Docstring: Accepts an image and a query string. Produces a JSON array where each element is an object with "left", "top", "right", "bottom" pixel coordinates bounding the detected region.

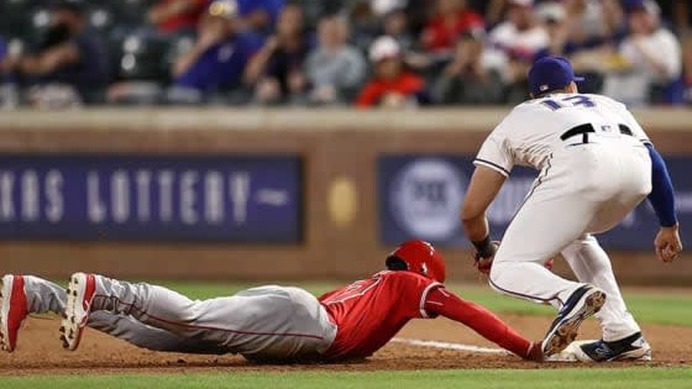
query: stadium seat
[
  {"left": 87, "top": 6, "right": 116, "bottom": 35},
  {"left": 117, "top": 34, "right": 169, "bottom": 82},
  {"left": 111, "top": 0, "right": 151, "bottom": 29},
  {"left": 25, "top": 6, "right": 54, "bottom": 47},
  {"left": 0, "top": 0, "right": 36, "bottom": 37}
]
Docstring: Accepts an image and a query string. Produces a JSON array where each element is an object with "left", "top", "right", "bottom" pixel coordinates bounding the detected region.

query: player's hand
[
  {"left": 654, "top": 225, "right": 682, "bottom": 263},
  {"left": 525, "top": 341, "right": 544, "bottom": 362},
  {"left": 473, "top": 241, "right": 500, "bottom": 275},
  {"left": 543, "top": 257, "right": 555, "bottom": 271}
]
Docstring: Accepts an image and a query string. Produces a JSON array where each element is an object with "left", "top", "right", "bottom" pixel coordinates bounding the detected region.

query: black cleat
[{"left": 574, "top": 332, "right": 652, "bottom": 362}]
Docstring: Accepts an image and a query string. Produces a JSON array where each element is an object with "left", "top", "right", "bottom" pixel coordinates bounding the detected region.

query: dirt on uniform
[{"left": 1, "top": 313, "right": 690, "bottom": 376}]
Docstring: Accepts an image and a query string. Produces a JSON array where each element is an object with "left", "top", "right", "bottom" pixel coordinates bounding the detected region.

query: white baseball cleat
[
  {"left": 60, "top": 273, "right": 96, "bottom": 351},
  {"left": 0, "top": 275, "right": 29, "bottom": 352},
  {"left": 542, "top": 284, "right": 606, "bottom": 356}
]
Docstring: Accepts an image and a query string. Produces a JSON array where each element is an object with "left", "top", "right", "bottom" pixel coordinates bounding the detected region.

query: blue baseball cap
[{"left": 528, "top": 56, "right": 584, "bottom": 96}]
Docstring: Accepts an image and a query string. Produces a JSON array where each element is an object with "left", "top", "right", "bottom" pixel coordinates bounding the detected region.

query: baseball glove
[{"left": 473, "top": 241, "right": 500, "bottom": 275}]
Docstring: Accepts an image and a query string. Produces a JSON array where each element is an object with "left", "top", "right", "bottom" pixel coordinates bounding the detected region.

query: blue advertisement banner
[
  {"left": 0, "top": 154, "right": 303, "bottom": 242},
  {"left": 379, "top": 154, "right": 691, "bottom": 250}
]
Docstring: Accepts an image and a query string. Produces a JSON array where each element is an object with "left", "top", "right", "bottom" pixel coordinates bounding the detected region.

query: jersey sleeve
[
  {"left": 423, "top": 287, "right": 534, "bottom": 358},
  {"left": 474, "top": 128, "right": 514, "bottom": 177},
  {"left": 418, "top": 281, "right": 444, "bottom": 318}
]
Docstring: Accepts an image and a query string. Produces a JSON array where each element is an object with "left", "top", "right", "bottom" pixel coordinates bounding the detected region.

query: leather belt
[{"left": 561, "top": 123, "right": 633, "bottom": 144}]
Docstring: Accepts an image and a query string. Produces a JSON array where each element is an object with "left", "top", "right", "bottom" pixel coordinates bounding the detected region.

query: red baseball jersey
[
  {"left": 355, "top": 72, "right": 425, "bottom": 108},
  {"left": 319, "top": 270, "right": 442, "bottom": 360}
]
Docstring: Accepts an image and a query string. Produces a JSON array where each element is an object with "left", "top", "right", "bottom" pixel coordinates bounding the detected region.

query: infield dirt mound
[{"left": 1, "top": 314, "right": 690, "bottom": 375}]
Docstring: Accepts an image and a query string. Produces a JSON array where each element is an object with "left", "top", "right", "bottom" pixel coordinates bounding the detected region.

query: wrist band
[{"left": 472, "top": 236, "right": 496, "bottom": 259}]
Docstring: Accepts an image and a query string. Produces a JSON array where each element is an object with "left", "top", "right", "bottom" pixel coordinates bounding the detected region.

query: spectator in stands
[
  {"left": 561, "top": 0, "right": 624, "bottom": 52},
  {"left": 533, "top": 0, "right": 624, "bottom": 94},
  {"left": 148, "top": 0, "right": 210, "bottom": 36},
  {"left": 371, "top": 0, "right": 408, "bottom": 18},
  {"left": 0, "top": 36, "right": 18, "bottom": 109},
  {"left": 558, "top": 0, "right": 624, "bottom": 94},
  {"left": 237, "top": 0, "right": 285, "bottom": 33},
  {"left": 171, "top": 0, "right": 263, "bottom": 101},
  {"left": 244, "top": 3, "right": 310, "bottom": 105},
  {"left": 536, "top": 1, "right": 568, "bottom": 56},
  {"left": 356, "top": 36, "right": 426, "bottom": 108},
  {"left": 383, "top": 8, "right": 415, "bottom": 53},
  {"left": 304, "top": 15, "right": 366, "bottom": 106},
  {"left": 654, "top": 0, "right": 691, "bottom": 34},
  {"left": 420, "top": 0, "right": 484, "bottom": 54},
  {"left": 0, "top": 37, "right": 8, "bottom": 75},
  {"left": 484, "top": 0, "right": 549, "bottom": 103},
  {"left": 483, "top": 0, "right": 509, "bottom": 28},
  {"left": 683, "top": 34, "right": 692, "bottom": 106},
  {"left": 3, "top": 1, "right": 109, "bottom": 107},
  {"left": 602, "top": 0, "right": 681, "bottom": 106},
  {"left": 433, "top": 30, "right": 504, "bottom": 105}
]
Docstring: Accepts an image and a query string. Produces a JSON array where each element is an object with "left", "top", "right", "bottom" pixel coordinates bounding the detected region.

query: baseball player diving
[
  {"left": 461, "top": 56, "right": 683, "bottom": 362},
  {"left": 0, "top": 241, "right": 544, "bottom": 362}
]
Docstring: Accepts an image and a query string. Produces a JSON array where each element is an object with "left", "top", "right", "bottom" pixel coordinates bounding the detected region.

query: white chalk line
[
  {"left": 392, "top": 337, "right": 577, "bottom": 362},
  {"left": 391, "top": 338, "right": 508, "bottom": 354}
]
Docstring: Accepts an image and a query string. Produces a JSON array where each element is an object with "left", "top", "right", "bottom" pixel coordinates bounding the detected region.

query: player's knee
[{"left": 488, "top": 260, "right": 509, "bottom": 290}]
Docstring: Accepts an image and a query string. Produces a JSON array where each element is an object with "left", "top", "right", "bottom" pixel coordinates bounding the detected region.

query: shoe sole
[
  {"left": 60, "top": 273, "right": 94, "bottom": 352},
  {"left": 0, "top": 275, "right": 14, "bottom": 352},
  {"left": 543, "top": 289, "right": 606, "bottom": 356},
  {"left": 607, "top": 345, "right": 652, "bottom": 362}
]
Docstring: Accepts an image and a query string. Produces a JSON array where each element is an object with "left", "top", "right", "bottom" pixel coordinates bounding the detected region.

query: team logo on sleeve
[{"left": 390, "top": 159, "right": 466, "bottom": 241}]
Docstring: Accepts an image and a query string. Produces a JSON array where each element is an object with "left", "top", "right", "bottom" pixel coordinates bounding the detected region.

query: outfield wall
[{"left": 0, "top": 108, "right": 690, "bottom": 284}]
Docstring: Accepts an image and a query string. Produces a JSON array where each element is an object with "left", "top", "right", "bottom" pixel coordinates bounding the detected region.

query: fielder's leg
[
  {"left": 489, "top": 188, "right": 596, "bottom": 308},
  {"left": 488, "top": 157, "right": 606, "bottom": 356},
  {"left": 561, "top": 235, "right": 641, "bottom": 341},
  {"left": 558, "top": 144, "right": 652, "bottom": 362}
]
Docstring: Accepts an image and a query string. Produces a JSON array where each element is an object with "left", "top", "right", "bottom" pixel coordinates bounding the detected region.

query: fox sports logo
[{"left": 391, "top": 159, "right": 465, "bottom": 241}]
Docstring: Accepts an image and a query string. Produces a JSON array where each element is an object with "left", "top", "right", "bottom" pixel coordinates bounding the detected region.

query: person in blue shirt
[
  {"left": 236, "top": 0, "right": 285, "bottom": 33},
  {"left": 0, "top": 38, "right": 7, "bottom": 69},
  {"left": 173, "top": 0, "right": 263, "bottom": 95}
]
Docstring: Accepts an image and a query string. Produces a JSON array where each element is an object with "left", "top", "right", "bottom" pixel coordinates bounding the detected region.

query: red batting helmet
[{"left": 385, "top": 240, "right": 447, "bottom": 283}]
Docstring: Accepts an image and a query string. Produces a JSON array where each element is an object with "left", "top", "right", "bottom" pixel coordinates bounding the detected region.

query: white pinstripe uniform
[{"left": 475, "top": 93, "right": 651, "bottom": 341}]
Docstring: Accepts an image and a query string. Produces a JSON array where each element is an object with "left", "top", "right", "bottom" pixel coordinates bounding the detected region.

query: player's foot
[
  {"left": 0, "top": 275, "right": 29, "bottom": 352},
  {"left": 542, "top": 285, "right": 606, "bottom": 356},
  {"left": 60, "top": 272, "right": 96, "bottom": 351},
  {"left": 573, "top": 332, "right": 652, "bottom": 362}
]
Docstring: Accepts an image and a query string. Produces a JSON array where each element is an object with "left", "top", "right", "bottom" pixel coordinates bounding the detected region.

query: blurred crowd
[{"left": 0, "top": 0, "right": 690, "bottom": 109}]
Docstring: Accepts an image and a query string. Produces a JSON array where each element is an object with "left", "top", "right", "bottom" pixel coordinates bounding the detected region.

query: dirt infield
[{"left": 1, "top": 314, "right": 690, "bottom": 376}]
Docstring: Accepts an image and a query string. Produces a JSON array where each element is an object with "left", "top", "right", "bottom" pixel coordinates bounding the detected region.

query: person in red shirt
[
  {"left": 148, "top": 0, "right": 210, "bottom": 35},
  {"left": 1, "top": 241, "right": 543, "bottom": 362},
  {"left": 421, "top": 0, "right": 485, "bottom": 53},
  {"left": 356, "top": 36, "right": 427, "bottom": 108}
]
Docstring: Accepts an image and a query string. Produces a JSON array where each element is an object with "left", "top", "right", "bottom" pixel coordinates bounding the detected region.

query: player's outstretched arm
[
  {"left": 646, "top": 144, "right": 683, "bottom": 262},
  {"left": 423, "top": 286, "right": 542, "bottom": 361},
  {"left": 461, "top": 166, "right": 506, "bottom": 267}
]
